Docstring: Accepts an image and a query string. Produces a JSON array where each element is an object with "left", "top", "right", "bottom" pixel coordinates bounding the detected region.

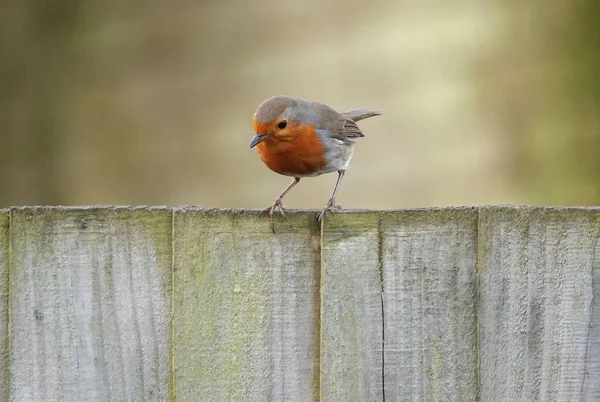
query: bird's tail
[{"left": 342, "top": 109, "right": 381, "bottom": 122}]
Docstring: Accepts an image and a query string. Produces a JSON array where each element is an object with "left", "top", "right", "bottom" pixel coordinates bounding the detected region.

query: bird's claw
[
  {"left": 317, "top": 199, "right": 342, "bottom": 223},
  {"left": 261, "top": 198, "right": 286, "bottom": 233}
]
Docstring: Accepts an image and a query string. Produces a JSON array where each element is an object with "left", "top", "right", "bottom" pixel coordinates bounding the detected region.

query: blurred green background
[{"left": 1, "top": 0, "right": 598, "bottom": 209}]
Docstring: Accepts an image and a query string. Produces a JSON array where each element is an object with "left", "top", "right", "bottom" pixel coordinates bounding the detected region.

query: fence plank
[
  {"left": 479, "top": 206, "right": 600, "bottom": 401},
  {"left": 173, "top": 209, "right": 320, "bottom": 401},
  {"left": 321, "top": 212, "right": 384, "bottom": 401},
  {"left": 0, "top": 210, "right": 8, "bottom": 402},
  {"left": 382, "top": 209, "right": 478, "bottom": 401},
  {"left": 9, "top": 207, "right": 172, "bottom": 402}
]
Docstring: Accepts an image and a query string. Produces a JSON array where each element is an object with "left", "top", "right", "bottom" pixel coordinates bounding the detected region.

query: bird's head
[{"left": 250, "top": 96, "right": 303, "bottom": 148}]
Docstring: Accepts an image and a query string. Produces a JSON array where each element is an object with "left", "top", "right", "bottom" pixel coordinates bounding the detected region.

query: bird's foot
[
  {"left": 317, "top": 198, "right": 342, "bottom": 223},
  {"left": 261, "top": 198, "right": 286, "bottom": 233}
]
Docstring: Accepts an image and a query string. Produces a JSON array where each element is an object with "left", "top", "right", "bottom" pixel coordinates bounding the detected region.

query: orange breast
[{"left": 255, "top": 124, "right": 326, "bottom": 177}]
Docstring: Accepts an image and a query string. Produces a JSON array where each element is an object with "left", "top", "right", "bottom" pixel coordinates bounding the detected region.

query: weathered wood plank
[
  {"left": 382, "top": 209, "right": 478, "bottom": 401},
  {"left": 9, "top": 207, "right": 172, "bottom": 402},
  {"left": 173, "top": 208, "right": 320, "bottom": 401},
  {"left": 321, "top": 212, "right": 384, "bottom": 401},
  {"left": 0, "top": 210, "right": 9, "bottom": 402},
  {"left": 584, "top": 220, "right": 600, "bottom": 401},
  {"left": 479, "top": 206, "right": 600, "bottom": 401}
]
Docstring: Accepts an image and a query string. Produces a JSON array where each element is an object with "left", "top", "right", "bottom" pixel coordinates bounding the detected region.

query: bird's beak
[{"left": 249, "top": 133, "right": 270, "bottom": 148}]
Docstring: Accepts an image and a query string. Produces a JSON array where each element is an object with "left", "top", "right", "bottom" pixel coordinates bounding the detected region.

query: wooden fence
[{"left": 0, "top": 206, "right": 598, "bottom": 401}]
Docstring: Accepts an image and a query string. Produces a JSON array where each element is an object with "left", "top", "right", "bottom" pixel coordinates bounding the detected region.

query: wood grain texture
[
  {"left": 320, "top": 212, "right": 384, "bottom": 401},
  {"left": 173, "top": 208, "right": 320, "bottom": 401},
  {"left": 479, "top": 206, "right": 600, "bottom": 401},
  {"left": 9, "top": 207, "right": 172, "bottom": 402},
  {"left": 382, "top": 209, "right": 478, "bottom": 402},
  {"left": 0, "top": 210, "right": 8, "bottom": 402},
  {"left": 3, "top": 206, "right": 600, "bottom": 401}
]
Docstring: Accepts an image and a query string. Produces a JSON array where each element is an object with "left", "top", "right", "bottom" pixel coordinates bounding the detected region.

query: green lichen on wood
[
  {"left": 0, "top": 209, "right": 9, "bottom": 402},
  {"left": 321, "top": 211, "right": 380, "bottom": 239},
  {"left": 173, "top": 208, "right": 320, "bottom": 401},
  {"left": 380, "top": 206, "right": 478, "bottom": 227}
]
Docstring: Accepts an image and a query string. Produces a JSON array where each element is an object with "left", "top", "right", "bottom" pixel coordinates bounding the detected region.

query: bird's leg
[
  {"left": 317, "top": 170, "right": 345, "bottom": 223},
  {"left": 261, "top": 177, "right": 300, "bottom": 232}
]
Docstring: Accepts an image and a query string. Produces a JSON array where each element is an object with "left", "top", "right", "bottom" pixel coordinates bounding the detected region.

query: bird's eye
[{"left": 278, "top": 120, "right": 287, "bottom": 129}]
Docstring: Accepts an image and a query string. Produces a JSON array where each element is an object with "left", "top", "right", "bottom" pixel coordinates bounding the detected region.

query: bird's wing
[
  {"left": 316, "top": 105, "right": 380, "bottom": 141},
  {"left": 336, "top": 118, "right": 365, "bottom": 139},
  {"left": 317, "top": 105, "right": 372, "bottom": 141}
]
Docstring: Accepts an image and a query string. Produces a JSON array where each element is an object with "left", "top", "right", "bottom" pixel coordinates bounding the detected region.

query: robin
[{"left": 249, "top": 95, "right": 380, "bottom": 232}]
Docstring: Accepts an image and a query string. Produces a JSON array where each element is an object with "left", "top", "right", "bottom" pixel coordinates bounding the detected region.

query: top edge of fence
[{"left": 2, "top": 205, "right": 600, "bottom": 214}]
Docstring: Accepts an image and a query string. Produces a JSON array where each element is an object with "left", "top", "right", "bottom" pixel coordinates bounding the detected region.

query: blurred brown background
[{"left": 1, "top": 0, "right": 598, "bottom": 209}]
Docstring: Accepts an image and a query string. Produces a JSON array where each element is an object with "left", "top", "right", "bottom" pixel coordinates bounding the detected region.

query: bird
[{"left": 249, "top": 95, "right": 380, "bottom": 232}]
